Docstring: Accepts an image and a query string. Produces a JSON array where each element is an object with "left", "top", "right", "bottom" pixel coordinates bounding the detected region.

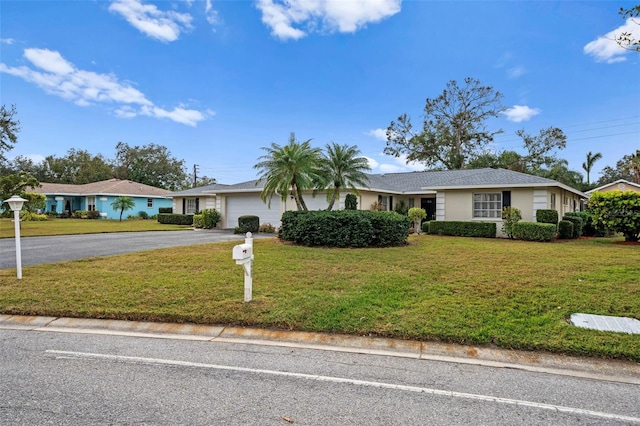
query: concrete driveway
[{"left": 0, "top": 230, "right": 272, "bottom": 269}]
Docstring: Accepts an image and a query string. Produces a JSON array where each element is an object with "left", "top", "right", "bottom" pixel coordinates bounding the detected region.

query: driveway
[{"left": 0, "top": 230, "right": 271, "bottom": 269}]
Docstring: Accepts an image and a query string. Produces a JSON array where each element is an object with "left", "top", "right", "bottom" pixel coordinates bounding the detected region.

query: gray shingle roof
[
  {"left": 170, "top": 168, "right": 585, "bottom": 197},
  {"left": 34, "top": 179, "right": 172, "bottom": 197}
]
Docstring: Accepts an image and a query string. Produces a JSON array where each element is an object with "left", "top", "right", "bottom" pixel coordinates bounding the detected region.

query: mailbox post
[{"left": 232, "top": 232, "right": 254, "bottom": 302}]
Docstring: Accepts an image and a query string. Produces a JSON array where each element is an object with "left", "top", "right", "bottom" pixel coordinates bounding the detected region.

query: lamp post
[{"left": 3, "top": 195, "right": 27, "bottom": 279}]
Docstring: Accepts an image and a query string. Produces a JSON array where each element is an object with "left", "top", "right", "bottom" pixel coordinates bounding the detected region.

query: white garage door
[{"left": 225, "top": 195, "right": 282, "bottom": 229}]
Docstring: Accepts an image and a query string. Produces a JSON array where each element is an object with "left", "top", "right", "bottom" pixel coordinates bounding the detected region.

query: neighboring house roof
[
  {"left": 585, "top": 179, "right": 640, "bottom": 195},
  {"left": 170, "top": 168, "right": 586, "bottom": 198},
  {"left": 33, "top": 179, "right": 172, "bottom": 198}
]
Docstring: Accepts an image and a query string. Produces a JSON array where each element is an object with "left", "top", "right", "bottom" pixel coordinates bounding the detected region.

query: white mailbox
[{"left": 232, "top": 243, "right": 253, "bottom": 262}]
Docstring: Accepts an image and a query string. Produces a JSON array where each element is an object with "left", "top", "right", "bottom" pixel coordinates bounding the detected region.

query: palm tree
[
  {"left": 254, "top": 133, "right": 323, "bottom": 211},
  {"left": 317, "top": 143, "right": 371, "bottom": 210},
  {"left": 629, "top": 149, "right": 640, "bottom": 184},
  {"left": 582, "top": 151, "right": 603, "bottom": 186},
  {"left": 111, "top": 196, "right": 135, "bottom": 222}
]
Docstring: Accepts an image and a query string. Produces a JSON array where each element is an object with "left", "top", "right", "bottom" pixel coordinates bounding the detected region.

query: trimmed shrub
[
  {"left": 193, "top": 214, "right": 204, "bottom": 228},
  {"left": 562, "top": 214, "right": 583, "bottom": 238},
  {"left": 201, "top": 208, "right": 221, "bottom": 229},
  {"left": 344, "top": 194, "right": 358, "bottom": 210},
  {"left": 511, "top": 222, "right": 556, "bottom": 242},
  {"left": 72, "top": 210, "right": 100, "bottom": 219},
  {"left": 501, "top": 206, "right": 522, "bottom": 239},
  {"left": 421, "top": 221, "right": 430, "bottom": 233},
  {"left": 565, "top": 211, "right": 603, "bottom": 237},
  {"left": 138, "top": 211, "right": 149, "bottom": 220},
  {"left": 427, "top": 221, "right": 496, "bottom": 238},
  {"left": 159, "top": 207, "right": 173, "bottom": 214},
  {"left": 158, "top": 213, "right": 193, "bottom": 225},
  {"left": 19, "top": 211, "right": 48, "bottom": 221},
  {"left": 536, "top": 209, "right": 558, "bottom": 225},
  {"left": 279, "top": 210, "right": 410, "bottom": 247},
  {"left": 236, "top": 215, "right": 259, "bottom": 234},
  {"left": 588, "top": 190, "right": 640, "bottom": 242},
  {"left": 557, "top": 220, "right": 574, "bottom": 239},
  {"left": 408, "top": 207, "right": 427, "bottom": 234}
]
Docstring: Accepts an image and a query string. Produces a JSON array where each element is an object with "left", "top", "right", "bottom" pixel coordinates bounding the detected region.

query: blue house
[{"left": 34, "top": 179, "right": 173, "bottom": 219}]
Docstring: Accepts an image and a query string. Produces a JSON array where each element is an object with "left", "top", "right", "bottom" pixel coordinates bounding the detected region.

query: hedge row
[
  {"left": 157, "top": 213, "right": 193, "bottom": 225},
  {"left": 427, "top": 221, "right": 496, "bottom": 238},
  {"left": 279, "top": 210, "right": 410, "bottom": 247},
  {"left": 511, "top": 222, "right": 557, "bottom": 241},
  {"left": 73, "top": 210, "right": 101, "bottom": 219}
]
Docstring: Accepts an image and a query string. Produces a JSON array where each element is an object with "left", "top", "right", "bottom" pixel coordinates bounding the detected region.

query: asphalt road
[
  {"left": 1, "top": 328, "right": 639, "bottom": 425},
  {"left": 0, "top": 230, "right": 270, "bottom": 269}
]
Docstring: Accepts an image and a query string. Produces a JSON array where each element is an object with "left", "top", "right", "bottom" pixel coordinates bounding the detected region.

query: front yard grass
[
  {"left": 0, "top": 235, "right": 638, "bottom": 360},
  {"left": 0, "top": 218, "right": 191, "bottom": 238}
]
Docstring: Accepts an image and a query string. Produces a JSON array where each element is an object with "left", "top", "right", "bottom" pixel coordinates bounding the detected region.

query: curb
[{"left": 1, "top": 314, "right": 639, "bottom": 384}]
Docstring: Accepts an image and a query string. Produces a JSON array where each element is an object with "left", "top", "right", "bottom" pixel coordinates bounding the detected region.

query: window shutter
[
  {"left": 195, "top": 198, "right": 200, "bottom": 212},
  {"left": 502, "top": 191, "right": 511, "bottom": 208},
  {"left": 182, "top": 199, "right": 186, "bottom": 214}
]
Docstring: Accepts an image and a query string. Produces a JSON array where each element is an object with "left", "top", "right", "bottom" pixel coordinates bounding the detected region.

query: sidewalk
[{"left": 1, "top": 314, "right": 639, "bottom": 385}]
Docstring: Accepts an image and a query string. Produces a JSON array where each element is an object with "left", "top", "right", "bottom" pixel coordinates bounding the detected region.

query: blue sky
[{"left": 1, "top": 0, "right": 638, "bottom": 185}]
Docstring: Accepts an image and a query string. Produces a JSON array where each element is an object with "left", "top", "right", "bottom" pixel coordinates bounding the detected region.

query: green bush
[
  {"left": 501, "top": 206, "right": 522, "bottom": 239},
  {"left": 201, "top": 209, "right": 221, "bottom": 229},
  {"left": 564, "top": 212, "right": 595, "bottom": 237},
  {"left": 394, "top": 200, "right": 409, "bottom": 215},
  {"left": 259, "top": 223, "right": 276, "bottom": 233},
  {"left": 158, "top": 207, "right": 173, "bottom": 214},
  {"left": 72, "top": 210, "right": 101, "bottom": 219},
  {"left": 511, "top": 222, "right": 556, "bottom": 242},
  {"left": 193, "top": 214, "right": 204, "bottom": 228},
  {"left": 19, "top": 211, "right": 48, "bottom": 221},
  {"left": 557, "top": 220, "right": 574, "bottom": 239},
  {"left": 138, "top": 211, "right": 149, "bottom": 220},
  {"left": 562, "top": 214, "right": 583, "bottom": 238},
  {"left": 588, "top": 191, "right": 640, "bottom": 242},
  {"left": 158, "top": 213, "right": 193, "bottom": 225},
  {"left": 536, "top": 209, "right": 558, "bottom": 225},
  {"left": 236, "top": 215, "right": 259, "bottom": 234},
  {"left": 421, "top": 221, "right": 430, "bottom": 233},
  {"left": 344, "top": 194, "right": 358, "bottom": 210},
  {"left": 279, "top": 210, "right": 410, "bottom": 247},
  {"left": 427, "top": 221, "right": 496, "bottom": 238}
]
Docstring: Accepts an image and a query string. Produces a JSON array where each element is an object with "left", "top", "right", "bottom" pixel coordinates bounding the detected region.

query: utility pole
[{"left": 193, "top": 164, "right": 199, "bottom": 188}]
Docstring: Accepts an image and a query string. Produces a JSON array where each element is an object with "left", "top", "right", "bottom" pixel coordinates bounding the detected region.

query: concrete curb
[{"left": 2, "top": 314, "right": 639, "bottom": 384}]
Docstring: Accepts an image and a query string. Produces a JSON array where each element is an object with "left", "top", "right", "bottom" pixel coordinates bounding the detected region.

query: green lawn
[
  {"left": 1, "top": 234, "right": 638, "bottom": 360},
  {"left": 0, "top": 218, "right": 191, "bottom": 238}
]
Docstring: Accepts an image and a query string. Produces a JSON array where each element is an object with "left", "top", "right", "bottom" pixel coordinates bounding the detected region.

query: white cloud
[
  {"left": 1, "top": 38, "right": 14, "bottom": 45},
  {"left": 256, "top": 0, "right": 402, "bottom": 40},
  {"left": 584, "top": 18, "right": 639, "bottom": 63},
  {"left": 369, "top": 154, "right": 423, "bottom": 174},
  {"left": 108, "top": 0, "right": 193, "bottom": 42},
  {"left": 367, "top": 128, "right": 387, "bottom": 141},
  {"left": 507, "top": 66, "right": 526, "bottom": 79},
  {"left": 0, "top": 48, "right": 209, "bottom": 126},
  {"left": 205, "top": 0, "right": 219, "bottom": 25},
  {"left": 502, "top": 105, "right": 540, "bottom": 123}
]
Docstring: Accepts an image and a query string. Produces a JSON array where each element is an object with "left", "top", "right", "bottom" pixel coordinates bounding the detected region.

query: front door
[{"left": 421, "top": 198, "right": 436, "bottom": 221}]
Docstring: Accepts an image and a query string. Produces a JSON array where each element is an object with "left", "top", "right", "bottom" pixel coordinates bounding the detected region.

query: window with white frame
[
  {"left": 473, "top": 192, "right": 502, "bottom": 218},
  {"left": 378, "top": 195, "right": 388, "bottom": 211},
  {"left": 186, "top": 198, "right": 197, "bottom": 214},
  {"left": 86, "top": 196, "right": 96, "bottom": 211},
  {"left": 550, "top": 193, "right": 556, "bottom": 210},
  {"left": 408, "top": 198, "right": 415, "bottom": 208},
  {"left": 147, "top": 198, "right": 153, "bottom": 208}
]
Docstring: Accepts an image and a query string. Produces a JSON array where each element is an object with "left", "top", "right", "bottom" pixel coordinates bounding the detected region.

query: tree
[
  {"left": 254, "top": 133, "right": 324, "bottom": 211},
  {"left": 537, "top": 159, "right": 584, "bottom": 189},
  {"left": 114, "top": 142, "right": 187, "bottom": 191},
  {"left": 111, "top": 196, "right": 135, "bottom": 222},
  {"left": 616, "top": 6, "right": 640, "bottom": 52},
  {"left": 0, "top": 105, "right": 20, "bottom": 165},
  {"left": 501, "top": 206, "right": 522, "bottom": 239},
  {"left": 582, "top": 151, "right": 603, "bottom": 186},
  {"left": 317, "top": 143, "right": 371, "bottom": 211},
  {"left": 595, "top": 151, "right": 640, "bottom": 186},
  {"left": 588, "top": 191, "right": 640, "bottom": 242},
  {"left": 0, "top": 172, "right": 39, "bottom": 215},
  {"left": 408, "top": 207, "right": 427, "bottom": 234},
  {"left": 385, "top": 77, "right": 504, "bottom": 170},
  {"left": 37, "top": 149, "right": 114, "bottom": 184},
  {"left": 515, "top": 127, "right": 567, "bottom": 173}
]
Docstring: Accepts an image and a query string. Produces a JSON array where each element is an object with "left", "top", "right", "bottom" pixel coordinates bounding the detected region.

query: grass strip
[{"left": 0, "top": 235, "right": 638, "bottom": 360}]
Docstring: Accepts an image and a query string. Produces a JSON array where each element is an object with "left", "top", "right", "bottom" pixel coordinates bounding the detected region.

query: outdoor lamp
[{"left": 3, "top": 195, "right": 27, "bottom": 279}]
